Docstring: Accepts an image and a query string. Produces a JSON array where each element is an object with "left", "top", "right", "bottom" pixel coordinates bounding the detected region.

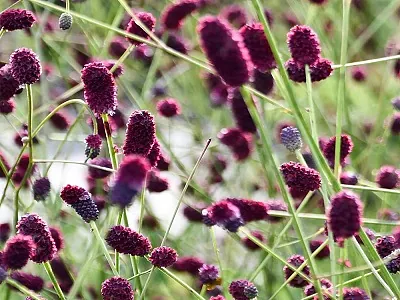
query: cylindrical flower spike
[
  {"left": 9, "top": 48, "right": 42, "bottom": 85},
  {"left": 280, "top": 161, "right": 321, "bottom": 192},
  {"left": 32, "top": 177, "right": 51, "bottom": 201},
  {"left": 85, "top": 134, "right": 102, "bottom": 159},
  {"left": 0, "top": 65, "right": 21, "bottom": 101},
  {"left": 161, "top": 0, "right": 198, "bottom": 30},
  {"left": 126, "top": 12, "right": 156, "bottom": 45},
  {"left": 149, "top": 246, "right": 178, "bottom": 268},
  {"left": 280, "top": 126, "right": 302, "bottom": 152},
  {"left": 105, "top": 225, "right": 152, "bottom": 256},
  {"left": 101, "top": 277, "right": 134, "bottom": 300},
  {"left": 0, "top": 9, "right": 36, "bottom": 31},
  {"left": 2, "top": 235, "right": 35, "bottom": 270},
  {"left": 287, "top": 25, "right": 321, "bottom": 65}
]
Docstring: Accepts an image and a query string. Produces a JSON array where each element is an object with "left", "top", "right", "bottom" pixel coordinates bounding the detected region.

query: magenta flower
[
  {"left": 287, "top": 25, "right": 321, "bottom": 65},
  {"left": 101, "top": 277, "right": 134, "bottom": 300},
  {"left": 126, "top": 12, "right": 156, "bottom": 45},
  {"left": 322, "top": 134, "right": 353, "bottom": 168},
  {"left": 157, "top": 98, "right": 181, "bottom": 117},
  {"left": 376, "top": 166, "right": 399, "bottom": 189},
  {"left": 106, "top": 225, "right": 152, "bottom": 256},
  {"left": 0, "top": 65, "right": 21, "bottom": 101},
  {"left": 161, "top": 0, "right": 198, "bottom": 30},
  {"left": 2, "top": 235, "right": 35, "bottom": 270},
  {"left": 283, "top": 254, "right": 310, "bottom": 288},
  {"left": 280, "top": 161, "right": 321, "bottom": 192},
  {"left": 9, "top": 48, "right": 42, "bottom": 85},
  {"left": 172, "top": 256, "right": 204, "bottom": 275},
  {"left": 228, "top": 88, "right": 256, "bottom": 133},
  {"left": 0, "top": 9, "right": 36, "bottom": 31},
  {"left": 149, "top": 246, "right": 178, "bottom": 268}
]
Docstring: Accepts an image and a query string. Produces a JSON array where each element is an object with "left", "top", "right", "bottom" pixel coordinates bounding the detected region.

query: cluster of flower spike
[{"left": 285, "top": 25, "right": 333, "bottom": 82}]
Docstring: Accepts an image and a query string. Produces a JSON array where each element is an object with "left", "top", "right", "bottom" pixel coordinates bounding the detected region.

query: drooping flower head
[
  {"left": 123, "top": 110, "right": 156, "bottom": 156},
  {"left": 157, "top": 98, "right": 181, "bottom": 117},
  {"left": 198, "top": 16, "right": 252, "bottom": 87},
  {"left": 9, "top": 48, "right": 42, "bottom": 85},
  {"left": 149, "top": 246, "right": 178, "bottom": 268},
  {"left": 322, "top": 134, "right": 353, "bottom": 168},
  {"left": 228, "top": 88, "right": 256, "bottom": 133},
  {"left": 101, "top": 277, "right": 134, "bottom": 300},
  {"left": 106, "top": 225, "right": 152, "bottom": 256},
  {"left": 252, "top": 69, "right": 274, "bottom": 95},
  {"left": 10, "top": 271, "right": 44, "bottom": 292},
  {"left": 328, "top": 190, "right": 363, "bottom": 241},
  {"left": 309, "top": 239, "right": 330, "bottom": 259},
  {"left": 283, "top": 254, "right": 310, "bottom": 288},
  {"left": 287, "top": 25, "right": 321, "bottom": 65},
  {"left": 126, "top": 12, "right": 156, "bottom": 45},
  {"left": 81, "top": 62, "right": 117, "bottom": 117},
  {"left": 280, "top": 161, "right": 321, "bottom": 192},
  {"left": 110, "top": 155, "right": 150, "bottom": 207},
  {"left": 2, "top": 235, "right": 35, "bottom": 270},
  {"left": 239, "top": 22, "right": 276, "bottom": 71},
  {"left": 161, "top": 0, "right": 198, "bottom": 30},
  {"left": 32, "top": 177, "right": 51, "bottom": 201},
  {"left": 0, "top": 9, "right": 36, "bottom": 31},
  {"left": 0, "top": 65, "right": 21, "bottom": 101}
]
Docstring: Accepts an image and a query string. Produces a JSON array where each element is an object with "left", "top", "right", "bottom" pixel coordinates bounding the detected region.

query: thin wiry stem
[{"left": 43, "top": 261, "right": 67, "bottom": 300}]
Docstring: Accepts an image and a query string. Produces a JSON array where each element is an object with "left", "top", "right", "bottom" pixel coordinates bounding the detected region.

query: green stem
[
  {"left": 5, "top": 278, "right": 43, "bottom": 300},
  {"left": 43, "top": 261, "right": 66, "bottom": 300},
  {"left": 305, "top": 65, "right": 317, "bottom": 140},
  {"left": 101, "top": 114, "right": 118, "bottom": 170},
  {"left": 89, "top": 221, "right": 119, "bottom": 276},
  {"left": 126, "top": 269, "right": 152, "bottom": 281},
  {"left": 333, "top": 54, "right": 400, "bottom": 69}
]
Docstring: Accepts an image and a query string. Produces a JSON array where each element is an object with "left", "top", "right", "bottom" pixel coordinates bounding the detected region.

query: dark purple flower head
[
  {"left": 88, "top": 158, "right": 112, "bottom": 179},
  {"left": 199, "top": 264, "right": 220, "bottom": 285},
  {"left": 252, "top": 69, "right": 274, "bottom": 95},
  {"left": 309, "top": 0, "right": 328, "bottom": 4},
  {"left": 228, "top": 88, "right": 256, "bottom": 133},
  {"left": 207, "top": 200, "right": 243, "bottom": 232},
  {"left": 50, "top": 256, "right": 72, "bottom": 289},
  {"left": 166, "top": 32, "right": 190, "bottom": 54},
  {"left": 287, "top": 25, "right": 321, "bottom": 65},
  {"left": 32, "top": 177, "right": 51, "bottom": 201},
  {"left": 283, "top": 254, "right": 310, "bottom": 288},
  {"left": 147, "top": 139, "right": 161, "bottom": 168},
  {"left": 343, "top": 287, "right": 369, "bottom": 300},
  {"left": 106, "top": 225, "right": 152, "bottom": 256},
  {"left": 242, "top": 230, "right": 265, "bottom": 250},
  {"left": 172, "top": 256, "right": 205, "bottom": 275},
  {"left": 376, "top": 165, "right": 399, "bottom": 189},
  {"left": 239, "top": 22, "right": 276, "bottom": 71},
  {"left": 110, "top": 155, "right": 150, "bottom": 207},
  {"left": 0, "top": 267, "right": 6, "bottom": 284},
  {"left": 0, "top": 98, "right": 15, "bottom": 114},
  {"left": 304, "top": 278, "right": 332, "bottom": 297},
  {"left": 220, "top": 5, "right": 247, "bottom": 28},
  {"left": 229, "top": 279, "right": 256, "bottom": 300},
  {"left": 198, "top": 16, "right": 252, "bottom": 87},
  {"left": 85, "top": 134, "right": 102, "bottom": 159},
  {"left": 391, "top": 112, "right": 400, "bottom": 135},
  {"left": 3, "top": 234, "right": 35, "bottom": 270},
  {"left": 0, "top": 223, "right": 10, "bottom": 242},
  {"left": 0, "top": 9, "right": 36, "bottom": 31},
  {"left": 101, "top": 277, "right": 134, "bottom": 300},
  {"left": 134, "top": 45, "right": 154, "bottom": 65},
  {"left": 183, "top": 203, "right": 207, "bottom": 222},
  {"left": 10, "top": 271, "right": 44, "bottom": 292},
  {"left": 375, "top": 235, "right": 396, "bottom": 258},
  {"left": 280, "top": 126, "right": 302, "bottom": 152},
  {"left": 123, "top": 110, "right": 156, "bottom": 157},
  {"left": 49, "top": 227, "right": 64, "bottom": 252},
  {"left": 161, "top": 0, "right": 198, "bottom": 30},
  {"left": 70, "top": 196, "right": 99, "bottom": 223},
  {"left": 310, "top": 58, "right": 333, "bottom": 82},
  {"left": 147, "top": 171, "right": 169, "bottom": 193},
  {"left": 386, "top": 253, "right": 400, "bottom": 274},
  {"left": 340, "top": 171, "right": 358, "bottom": 185},
  {"left": 285, "top": 58, "right": 306, "bottom": 82},
  {"left": 157, "top": 98, "right": 181, "bottom": 118},
  {"left": 309, "top": 239, "right": 330, "bottom": 259},
  {"left": 126, "top": 12, "right": 156, "bottom": 45},
  {"left": 109, "top": 36, "right": 129, "bottom": 58},
  {"left": 280, "top": 161, "right": 321, "bottom": 192},
  {"left": 226, "top": 198, "right": 269, "bottom": 222},
  {"left": 60, "top": 184, "right": 90, "bottom": 205},
  {"left": 157, "top": 151, "right": 170, "bottom": 171},
  {"left": 328, "top": 190, "right": 363, "bottom": 241},
  {"left": 265, "top": 200, "right": 288, "bottom": 223},
  {"left": 0, "top": 65, "right": 21, "bottom": 101},
  {"left": 81, "top": 62, "right": 117, "bottom": 117},
  {"left": 218, "top": 128, "right": 253, "bottom": 161},
  {"left": 149, "top": 246, "right": 178, "bottom": 268},
  {"left": 322, "top": 134, "right": 353, "bottom": 168},
  {"left": 351, "top": 66, "right": 367, "bottom": 82},
  {"left": 50, "top": 110, "right": 70, "bottom": 130},
  {"left": 9, "top": 48, "right": 42, "bottom": 85},
  {"left": 91, "top": 59, "right": 124, "bottom": 78}
]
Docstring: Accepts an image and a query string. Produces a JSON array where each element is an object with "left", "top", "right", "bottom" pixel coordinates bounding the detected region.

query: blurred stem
[
  {"left": 333, "top": 54, "right": 400, "bottom": 69},
  {"left": 210, "top": 227, "right": 224, "bottom": 290},
  {"left": 338, "top": 244, "right": 346, "bottom": 299},
  {"left": 89, "top": 221, "right": 119, "bottom": 276},
  {"left": 305, "top": 65, "right": 317, "bottom": 141},
  {"left": 138, "top": 185, "right": 146, "bottom": 233},
  {"left": 127, "top": 269, "right": 152, "bottom": 281},
  {"left": 333, "top": 0, "right": 350, "bottom": 179},
  {"left": 0, "top": 28, "right": 5, "bottom": 40},
  {"left": 43, "top": 261, "right": 66, "bottom": 300},
  {"left": 5, "top": 278, "right": 42, "bottom": 300}
]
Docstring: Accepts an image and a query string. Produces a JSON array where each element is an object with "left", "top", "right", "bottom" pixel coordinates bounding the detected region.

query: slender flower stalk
[{"left": 43, "top": 261, "right": 66, "bottom": 300}]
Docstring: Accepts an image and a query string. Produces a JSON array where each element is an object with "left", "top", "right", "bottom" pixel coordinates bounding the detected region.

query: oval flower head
[
  {"left": 110, "top": 155, "right": 150, "bottom": 208},
  {"left": 0, "top": 9, "right": 36, "bottom": 31}
]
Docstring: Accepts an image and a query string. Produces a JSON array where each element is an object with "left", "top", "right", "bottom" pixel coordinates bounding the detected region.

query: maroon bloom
[
  {"left": 252, "top": 69, "right": 274, "bottom": 95},
  {"left": 126, "top": 12, "right": 156, "bottom": 45},
  {"left": 199, "top": 264, "right": 220, "bottom": 285},
  {"left": 0, "top": 65, "right": 21, "bottom": 101},
  {"left": 285, "top": 58, "right": 306, "bottom": 82},
  {"left": 391, "top": 113, "right": 400, "bottom": 135},
  {"left": 283, "top": 254, "right": 310, "bottom": 288},
  {"left": 229, "top": 279, "right": 257, "bottom": 300},
  {"left": 242, "top": 231, "right": 265, "bottom": 250},
  {"left": 0, "top": 98, "right": 15, "bottom": 114},
  {"left": 147, "top": 139, "right": 161, "bottom": 168},
  {"left": 239, "top": 23, "right": 276, "bottom": 71},
  {"left": 322, "top": 134, "right": 353, "bottom": 168},
  {"left": 0, "top": 9, "right": 36, "bottom": 31},
  {"left": 376, "top": 166, "right": 399, "bottom": 189},
  {"left": 32, "top": 177, "right": 51, "bottom": 201},
  {"left": 157, "top": 98, "right": 181, "bottom": 117},
  {"left": 149, "top": 246, "right": 178, "bottom": 268},
  {"left": 183, "top": 203, "right": 207, "bottom": 222},
  {"left": 220, "top": 5, "right": 247, "bottom": 29},
  {"left": 123, "top": 110, "right": 156, "bottom": 156},
  {"left": 16, "top": 213, "right": 57, "bottom": 263},
  {"left": 10, "top": 271, "right": 44, "bottom": 292},
  {"left": 375, "top": 236, "right": 396, "bottom": 258},
  {"left": 85, "top": 134, "right": 102, "bottom": 159},
  {"left": 226, "top": 198, "right": 268, "bottom": 222},
  {"left": 166, "top": 32, "right": 190, "bottom": 54},
  {"left": 218, "top": 128, "right": 253, "bottom": 161},
  {"left": 280, "top": 161, "right": 321, "bottom": 192},
  {"left": 343, "top": 287, "right": 369, "bottom": 299},
  {"left": 265, "top": 200, "right": 288, "bottom": 223},
  {"left": 9, "top": 48, "right": 42, "bottom": 85},
  {"left": 287, "top": 25, "right": 321, "bottom": 65},
  {"left": 351, "top": 66, "right": 367, "bottom": 82},
  {"left": 340, "top": 172, "right": 358, "bottom": 185},
  {"left": 50, "top": 110, "right": 70, "bottom": 130},
  {"left": 304, "top": 278, "right": 332, "bottom": 297},
  {"left": 172, "top": 256, "right": 205, "bottom": 275},
  {"left": 49, "top": 227, "right": 64, "bottom": 252},
  {"left": 198, "top": 16, "right": 252, "bottom": 87},
  {"left": 206, "top": 200, "right": 244, "bottom": 232},
  {"left": 210, "top": 296, "right": 226, "bottom": 300},
  {"left": 309, "top": 239, "right": 330, "bottom": 259},
  {"left": 81, "top": 62, "right": 117, "bottom": 117},
  {"left": 328, "top": 190, "right": 363, "bottom": 241},
  {"left": 157, "top": 151, "right": 170, "bottom": 171},
  {"left": 109, "top": 36, "right": 129, "bottom": 58},
  {"left": 60, "top": 184, "right": 90, "bottom": 205},
  {"left": 228, "top": 88, "right": 256, "bottom": 133},
  {"left": 110, "top": 155, "right": 150, "bottom": 207},
  {"left": 101, "top": 277, "right": 134, "bottom": 300},
  {"left": 88, "top": 158, "right": 112, "bottom": 179},
  {"left": 310, "top": 58, "right": 333, "bottom": 82},
  {"left": 2, "top": 235, "right": 35, "bottom": 270},
  {"left": 161, "top": 0, "right": 198, "bottom": 30},
  {"left": 309, "top": 0, "right": 328, "bottom": 4},
  {"left": 0, "top": 223, "right": 10, "bottom": 242},
  {"left": 106, "top": 225, "right": 152, "bottom": 256},
  {"left": 146, "top": 171, "right": 169, "bottom": 193}
]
